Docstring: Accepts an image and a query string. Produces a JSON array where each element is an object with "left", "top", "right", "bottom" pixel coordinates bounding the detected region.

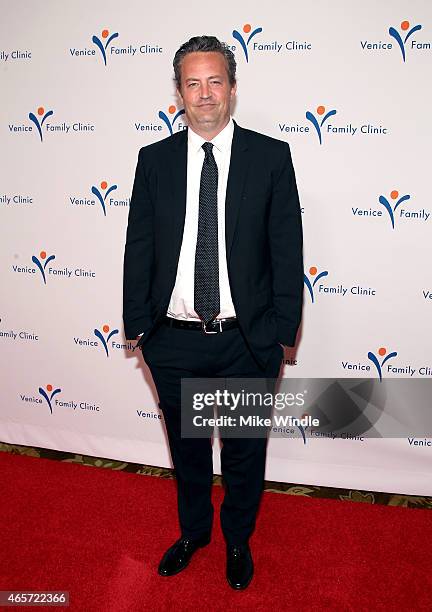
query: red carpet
[{"left": 0, "top": 452, "right": 431, "bottom": 611}]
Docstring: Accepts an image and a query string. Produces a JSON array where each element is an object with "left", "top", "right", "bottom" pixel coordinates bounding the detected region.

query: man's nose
[{"left": 200, "top": 83, "right": 210, "bottom": 98}]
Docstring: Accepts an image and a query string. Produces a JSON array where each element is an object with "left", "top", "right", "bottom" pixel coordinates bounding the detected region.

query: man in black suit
[{"left": 123, "top": 35, "right": 303, "bottom": 590}]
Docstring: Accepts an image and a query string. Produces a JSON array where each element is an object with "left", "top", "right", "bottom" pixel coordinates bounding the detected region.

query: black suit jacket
[{"left": 123, "top": 121, "right": 303, "bottom": 367}]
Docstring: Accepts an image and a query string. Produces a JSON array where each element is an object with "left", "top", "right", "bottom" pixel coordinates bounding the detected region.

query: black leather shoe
[
  {"left": 226, "top": 543, "right": 254, "bottom": 589},
  {"left": 158, "top": 535, "right": 211, "bottom": 576}
]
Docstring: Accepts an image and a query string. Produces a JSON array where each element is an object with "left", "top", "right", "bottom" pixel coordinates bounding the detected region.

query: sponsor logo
[
  {"left": 134, "top": 105, "right": 186, "bottom": 135},
  {"left": 352, "top": 190, "right": 429, "bottom": 227},
  {"left": 12, "top": 250, "right": 96, "bottom": 284},
  {"left": 32, "top": 250, "right": 55, "bottom": 285},
  {"left": 232, "top": 23, "right": 263, "bottom": 62},
  {"left": 92, "top": 181, "right": 117, "bottom": 216},
  {"left": 408, "top": 437, "right": 432, "bottom": 447},
  {"left": 360, "top": 20, "right": 428, "bottom": 62},
  {"left": 92, "top": 28, "right": 119, "bottom": 65},
  {"left": 29, "top": 107, "right": 54, "bottom": 142},
  {"left": 278, "top": 105, "right": 388, "bottom": 143},
  {"left": 308, "top": 430, "right": 365, "bottom": 443},
  {"left": 378, "top": 190, "right": 412, "bottom": 228},
  {"left": 69, "top": 181, "right": 129, "bottom": 214},
  {"left": 342, "top": 348, "right": 432, "bottom": 379},
  {"left": 0, "top": 50, "right": 32, "bottom": 62},
  {"left": 289, "top": 420, "right": 365, "bottom": 445},
  {"left": 74, "top": 324, "right": 135, "bottom": 354},
  {"left": 297, "top": 415, "right": 309, "bottom": 445},
  {"left": 232, "top": 23, "right": 312, "bottom": 62},
  {"left": 306, "top": 105, "right": 337, "bottom": 145},
  {"left": 158, "top": 105, "right": 186, "bottom": 135},
  {"left": 69, "top": 29, "right": 163, "bottom": 64},
  {"left": 304, "top": 266, "right": 329, "bottom": 303},
  {"left": 38, "top": 384, "right": 62, "bottom": 414},
  {"left": 94, "top": 324, "right": 119, "bottom": 356},
  {"left": 367, "top": 347, "right": 398, "bottom": 382},
  {"left": 20, "top": 384, "right": 102, "bottom": 415},
  {"left": 389, "top": 20, "right": 423, "bottom": 61},
  {"left": 273, "top": 415, "right": 365, "bottom": 445},
  {"left": 0, "top": 318, "right": 39, "bottom": 342},
  {"left": 8, "top": 107, "right": 95, "bottom": 140},
  {"left": 304, "top": 266, "right": 376, "bottom": 303},
  {"left": 136, "top": 410, "right": 162, "bottom": 420},
  {"left": 0, "top": 193, "right": 33, "bottom": 206}
]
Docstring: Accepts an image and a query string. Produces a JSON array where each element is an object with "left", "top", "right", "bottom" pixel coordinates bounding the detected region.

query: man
[{"left": 123, "top": 35, "right": 303, "bottom": 590}]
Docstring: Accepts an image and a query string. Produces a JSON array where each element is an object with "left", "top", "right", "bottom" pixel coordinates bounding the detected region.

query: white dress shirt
[{"left": 167, "top": 118, "right": 236, "bottom": 321}]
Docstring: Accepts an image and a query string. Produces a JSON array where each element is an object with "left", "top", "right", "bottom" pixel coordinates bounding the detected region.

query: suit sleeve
[
  {"left": 268, "top": 142, "right": 304, "bottom": 347},
  {"left": 123, "top": 148, "right": 154, "bottom": 339}
]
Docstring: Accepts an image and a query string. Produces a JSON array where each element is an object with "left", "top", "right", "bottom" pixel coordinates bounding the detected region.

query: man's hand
[{"left": 132, "top": 333, "right": 145, "bottom": 351}]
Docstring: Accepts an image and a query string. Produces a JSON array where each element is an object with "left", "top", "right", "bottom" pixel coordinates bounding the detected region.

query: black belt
[{"left": 163, "top": 316, "right": 238, "bottom": 334}]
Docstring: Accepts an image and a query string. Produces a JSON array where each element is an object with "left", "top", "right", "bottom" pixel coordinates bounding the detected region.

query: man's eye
[
  {"left": 211, "top": 80, "right": 221, "bottom": 85},
  {"left": 188, "top": 82, "right": 198, "bottom": 87}
]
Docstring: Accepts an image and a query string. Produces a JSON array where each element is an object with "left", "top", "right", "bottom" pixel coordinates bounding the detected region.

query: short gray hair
[{"left": 173, "top": 35, "right": 236, "bottom": 88}]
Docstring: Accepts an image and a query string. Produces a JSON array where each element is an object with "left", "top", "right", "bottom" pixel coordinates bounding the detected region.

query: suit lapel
[
  {"left": 225, "top": 122, "right": 250, "bottom": 261},
  {"left": 168, "top": 130, "right": 188, "bottom": 268}
]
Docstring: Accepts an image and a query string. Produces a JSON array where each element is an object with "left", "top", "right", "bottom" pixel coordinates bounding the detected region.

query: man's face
[{"left": 177, "top": 51, "right": 236, "bottom": 136}]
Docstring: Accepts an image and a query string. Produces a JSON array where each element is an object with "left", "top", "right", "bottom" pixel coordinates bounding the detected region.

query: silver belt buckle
[{"left": 201, "top": 319, "right": 222, "bottom": 335}]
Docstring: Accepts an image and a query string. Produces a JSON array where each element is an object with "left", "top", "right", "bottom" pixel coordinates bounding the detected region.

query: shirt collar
[{"left": 188, "top": 117, "right": 234, "bottom": 154}]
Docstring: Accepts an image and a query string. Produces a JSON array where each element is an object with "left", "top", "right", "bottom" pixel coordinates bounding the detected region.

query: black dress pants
[{"left": 141, "top": 322, "right": 283, "bottom": 546}]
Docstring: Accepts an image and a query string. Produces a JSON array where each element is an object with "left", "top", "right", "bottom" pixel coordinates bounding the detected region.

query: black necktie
[{"left": 194, "top": 142, "right": 220, "bottom": 324}]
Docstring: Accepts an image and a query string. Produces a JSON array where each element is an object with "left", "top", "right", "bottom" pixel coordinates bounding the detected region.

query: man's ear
[{"left": 176, "top": 87, "right": 183, "bottom": 104}]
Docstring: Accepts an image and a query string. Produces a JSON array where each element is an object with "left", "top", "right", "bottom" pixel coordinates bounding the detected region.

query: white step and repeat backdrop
[{"left": 1, "top": 0, "right": 431, "bottom": 495}]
